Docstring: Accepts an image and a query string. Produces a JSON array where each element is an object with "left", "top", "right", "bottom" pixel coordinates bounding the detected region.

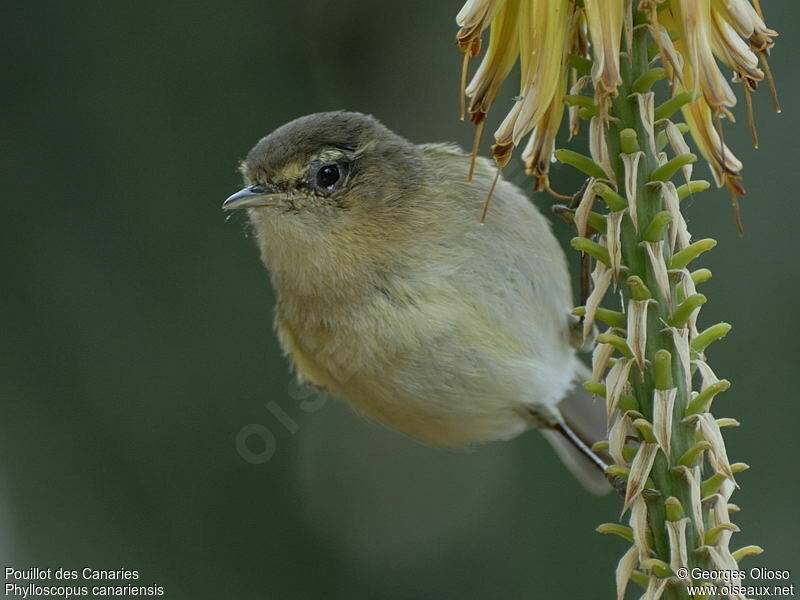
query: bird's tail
[{"left": 540, "top": 362, "right": 612, "bottom": 495}]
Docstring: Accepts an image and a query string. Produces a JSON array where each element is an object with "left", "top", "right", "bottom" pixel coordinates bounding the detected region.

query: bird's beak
[{"left": 223, "top": 184, "right": 284, "bottom": 210}]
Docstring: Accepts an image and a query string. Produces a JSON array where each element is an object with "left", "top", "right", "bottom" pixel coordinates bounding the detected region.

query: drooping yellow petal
[
  {"left": 674, "top": 0, "right": 737, "bottom": 110},
  {"left": 681, "top": 95, "right": 744, "bottom": 193},
  {"left": 709, "top": 6, "right": 763, "bottom": 83},
  {"left": 583, "top": 0, "right": 625, "bottom": 100},
  {"left": 521, "top": 64, "right": 568, "bottom": 189},
  {"left": 492, "top": 0, "right": 572, "bottom": 164},
  {"left": 712, "top": 0, "right": 775, "bottom": 45},
  {"left": 456, "top": 0, "right": 507, "bottom": 53},
  {"left": 465, "top": 0, "right": 522, "bottom": 122}
]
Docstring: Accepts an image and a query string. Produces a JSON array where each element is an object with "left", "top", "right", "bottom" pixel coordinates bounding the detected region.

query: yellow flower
[
  {"left": 583, "top": 0, "right": 624, "bottom": 102},
  {"left": 455, "top": 0, "right": 505, "bottom": 56},
  {"left": 456, "top": 0, "right": 578, "bottom": 189},
  {"left": 652, "top": 0, "right": 776, "bottom": 211},
  {"left": 462, "top": 0, "right": 521, "bottom": 126},
  {"left": 682, "top": 95, "right": 744, "bottom": 194},
  {"left": 492, "top": 0, "right": 572, "bottom": 172},
  {"left": 455, "top": 0, "right": 778, "bottom": 200},
  {"left": 671, "top": 0, "right": 738, "bottom": 111},
  {"left": 521, "top": 65, "right": 568, "bottom": 190}
]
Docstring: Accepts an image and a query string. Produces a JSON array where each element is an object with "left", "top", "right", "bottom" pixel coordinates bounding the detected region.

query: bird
[{"left": 224, "top": 111, "right": 611, "bottom": 493}]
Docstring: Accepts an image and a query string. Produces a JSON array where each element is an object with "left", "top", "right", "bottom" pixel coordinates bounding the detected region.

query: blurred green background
[{"left": 1, "top": 1, "right": 798, "bottom": 598}]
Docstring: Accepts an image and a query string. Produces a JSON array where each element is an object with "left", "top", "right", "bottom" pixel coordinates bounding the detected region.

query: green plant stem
[{"left": 604, "top": 27, "right": 712, "bottom": 600}]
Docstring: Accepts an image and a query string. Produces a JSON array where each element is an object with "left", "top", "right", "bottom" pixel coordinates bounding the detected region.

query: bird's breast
[{"left": 274, "top": 280, "right": 575, "bottom": 447}]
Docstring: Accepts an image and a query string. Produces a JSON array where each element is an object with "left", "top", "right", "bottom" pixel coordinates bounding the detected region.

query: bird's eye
[
  {"left": 313, "top": 162, "right": 346, "bottom": 193},
  {"left": 317, "top": 164, "right": 340, "bottom": 189}
]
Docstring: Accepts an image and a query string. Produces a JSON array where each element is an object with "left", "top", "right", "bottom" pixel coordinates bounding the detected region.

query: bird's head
[
  {"left": 224, "top": 111, "right": 428, "bottom": 219},
  {"left": 224, "top": 112, "right": 441, "bottom": 296}
]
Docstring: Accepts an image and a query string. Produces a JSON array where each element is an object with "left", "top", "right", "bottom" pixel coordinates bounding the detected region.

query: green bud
[
  {"left": 654, "top": 90, "right": 697, "bottom": 121},
  {"left": 677, "top": 441, "right": 711, "bottom": 467},
  {"left": 685, "top": 380, "right": 731, "bottom": 415},
  {"left": 691, "top": 268, "right": 713, "bottom": 285},
  {"left": 701, "top": 472, "right": 729, "bottom": 497},
  {"left": 640, "top": 559, "right": 673, "bottom": 579},
  {"left": 649, "top": 153, "right": 697, "bottom": 182},
  {"left": 632, "top": 67, "right": 666, "bottom": 93},
  {"left": 632, "top": 418, "right": 657, "bottom": 443},
  {"left": 582, "top": 380, "right": 607, "bottom": 397},
  {"left": 667, "top": 293, "right": 707, "bottom": 327},
  {"left": 605, "top": 465, "right": 630, "bottom": 479},
  {"left": 668, "top": 238, "right": 717, "bottom": 269},
  {"left": 731, "top": 545, "right": 764, "bottom": 562},
  {"left": 571, "top": 237, "right": 611, "bottom": 266},
  {"left": 593, "top": 182, "right": 628, "bottom": 211},
  {"left": 572, "top": 306, "right": 625, "bottom": 328},
  {"left": 701, "top": 464, "right": 748, "bottom": 497},
  {"left": 596, "top": 333, "right": 634, "bottom": 358},
  {"left": 653, "top": 349, "right": 672, "bottom": 390},
  {"left": 643, "top": 211, "right": 673, "bottom": 243},
  {"left": 587, "top": 211, "right": 608, "bottom": 234},
  {"left": 596, "top": 523, "right": 634, "bottom": 542},
  {"left": 704, "top": 523, "right": 740, "bottom": 546},
  {"left": 560, "top": 211, "right": 607, "bottom": 234},
  {"left": 623, "top": 445, "right": 638, "bottom": 463},
  {"left": 630, "top": 571, "right": 649, "bottom": 589},
  {"left": 664, "top": 496, "right": 684, "bottom": 521},
  {"left": 677, "top": 180, "right": 711, "bottom": 201},
  {"left": 620, "top": 128, "right": 640, "bottom": 154},
  {"left": 555, "top": 149, "right": 608, "bottom": 180},
  {"left": 690, "top": 323, "right": 732, "bottom": 353},
  {"left": 627, "top": 276, "right": 652, "bottom": 301}
]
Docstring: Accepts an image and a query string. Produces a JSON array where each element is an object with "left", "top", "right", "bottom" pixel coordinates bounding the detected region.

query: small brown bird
[{"left": 224, "top": 111, "right": 610, "bottom": 493}]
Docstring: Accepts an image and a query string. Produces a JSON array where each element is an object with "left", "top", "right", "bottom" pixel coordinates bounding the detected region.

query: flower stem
[{"left": 454, "top": 1, "right": 775, "bottom": 595}]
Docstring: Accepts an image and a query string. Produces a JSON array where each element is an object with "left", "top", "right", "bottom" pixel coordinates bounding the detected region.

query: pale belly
[
  {"left": 279, "top": 317, "right": 578, "bottom": 447},
  {"left": 331, "top": 372, "right": 533, "bottom": 447}
]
